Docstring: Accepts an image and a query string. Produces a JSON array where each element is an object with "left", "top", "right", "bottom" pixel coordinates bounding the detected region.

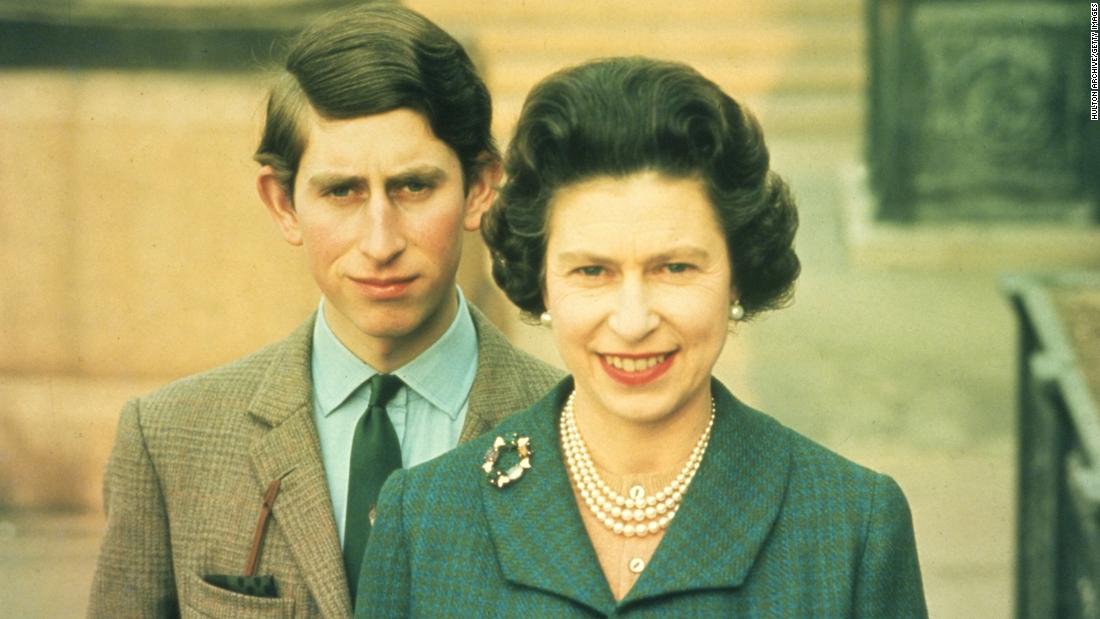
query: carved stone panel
[{"left": 871, "top": 2, "right": 1096, "bottom": 222}]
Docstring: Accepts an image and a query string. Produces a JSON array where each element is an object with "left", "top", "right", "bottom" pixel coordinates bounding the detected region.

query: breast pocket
[{"left": 183, "top": 571, "right": 296, "bottom": 618}]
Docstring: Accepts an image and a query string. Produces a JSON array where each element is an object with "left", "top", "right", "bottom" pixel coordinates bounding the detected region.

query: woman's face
[{"left": 543, "top": 171, "right": 733, "bottom": 428}]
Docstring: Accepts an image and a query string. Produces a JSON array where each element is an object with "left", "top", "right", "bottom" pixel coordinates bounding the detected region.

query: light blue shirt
[{"left": 311, "top": 289, "right": 479, "bottom": 544}]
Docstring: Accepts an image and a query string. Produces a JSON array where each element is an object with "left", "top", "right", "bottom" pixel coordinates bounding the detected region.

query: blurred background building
[{"left": 1, "top": 0, "right": 1097, "bottom": 616}]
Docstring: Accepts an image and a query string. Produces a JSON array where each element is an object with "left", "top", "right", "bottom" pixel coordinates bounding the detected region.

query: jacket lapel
[
  {"left": 247, "top": 315, "right": 352, "bottom": 618},
  {"left": 480, "top": 380, "right": 618, "bottom": 615},
  {"left": 621, "top": 379, "right": 793, "bottom": 607},
  {"left": 461, "top": 306, "right": 536, "bottom": 441}
]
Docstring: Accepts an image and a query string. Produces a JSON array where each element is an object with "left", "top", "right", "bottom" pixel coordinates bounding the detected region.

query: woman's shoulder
[
  {"left": 780, "top": 422, "right": 909, "bottom": 518},
  {"left": 721, "top": 393, "right": 916, "bottom": 559},
  {"left": 718, "top": 383, "right": 907, "bottom": 510}
]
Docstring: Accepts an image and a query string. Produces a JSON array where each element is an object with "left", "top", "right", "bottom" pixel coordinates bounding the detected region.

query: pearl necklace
[{"left": 560, "top": 391, "right": 715, "bottom": 537}]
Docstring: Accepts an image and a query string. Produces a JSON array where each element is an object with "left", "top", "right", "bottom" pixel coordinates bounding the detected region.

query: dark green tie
[{"left": 344, "top": 373, "right": 403, "bottom": 603}]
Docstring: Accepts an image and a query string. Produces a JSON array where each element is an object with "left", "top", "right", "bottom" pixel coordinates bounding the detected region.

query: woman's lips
[
  {"left": 349, "top": 275, "right": 417, "bottom": 300},
  {"left": 599, "top": 352, "right": 676, "bottom": 386}
]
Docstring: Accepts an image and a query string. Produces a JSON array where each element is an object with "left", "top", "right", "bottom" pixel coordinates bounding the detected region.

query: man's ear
[
  {"left": 462, "top": 156, "right": 503, "bottom": 232},
  {"left": 257, "top": 166, "right": 303, "bottom": 246}
]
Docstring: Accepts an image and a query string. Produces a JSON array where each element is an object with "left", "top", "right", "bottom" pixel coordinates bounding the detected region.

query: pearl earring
[
  {"left": 539, "top": 311, "right": 552, "bottom": 327},
  {"left": 730, "top": 301, "right": 745, "bottom": 321}
]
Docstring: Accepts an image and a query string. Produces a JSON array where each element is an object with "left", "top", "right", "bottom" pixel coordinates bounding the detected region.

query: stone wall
[{"left": 0, "top": 69, "right": 503, "bottom": 510}]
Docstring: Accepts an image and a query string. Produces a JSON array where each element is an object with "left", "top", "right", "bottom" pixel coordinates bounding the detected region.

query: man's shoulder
[
  {"left": 469, "top": 306, "right": 563, "bottom": 386},
  {"left": 132, "top": 316, "right": 314, "bottom": 427},
  {"left": 466, "top": 306, "right": 564, "bottom": 431}
]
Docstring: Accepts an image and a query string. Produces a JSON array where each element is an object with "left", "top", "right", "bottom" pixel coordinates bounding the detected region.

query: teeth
[{"left": 603, "top": 354, "right": 667, "bottom": 372}]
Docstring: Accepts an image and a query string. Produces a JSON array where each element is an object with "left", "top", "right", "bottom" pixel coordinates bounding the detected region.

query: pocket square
[{"left": 203, "top": 574, "right": 278, "bottom": 598}]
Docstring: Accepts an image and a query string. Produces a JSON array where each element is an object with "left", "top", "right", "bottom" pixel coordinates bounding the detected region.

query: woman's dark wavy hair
[
  {"left": 482, "top": 56, "right": 800, "bottom": 320},
  {"left": 254, "top": 3, "right": 496, "bottom": 194}
]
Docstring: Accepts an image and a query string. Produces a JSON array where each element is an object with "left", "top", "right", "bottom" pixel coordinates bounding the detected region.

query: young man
[{"left": 87, "top": 5, "right": 561, "bottom": 617}]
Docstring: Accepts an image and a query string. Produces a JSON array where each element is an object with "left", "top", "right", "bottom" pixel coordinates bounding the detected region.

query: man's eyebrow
[
  {"left": 307, "top": 173, "right": 367, "bottom": 190},
  {"left": 386, "top": 166, "right": 448, "bottom": 187},
  {"left": 305, "top": 167, "right": 448, "bottom": 191}
]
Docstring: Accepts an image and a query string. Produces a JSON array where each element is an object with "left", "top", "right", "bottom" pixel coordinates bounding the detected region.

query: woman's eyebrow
[
  {"left": 554, "top": 246, "right": 712, "bottom": 264},
  {"left": 554, "top": 251, "right": 613, "bottom": 264},
  {"left": 648, "top": 246, "right": 712, "bottom": 263}
]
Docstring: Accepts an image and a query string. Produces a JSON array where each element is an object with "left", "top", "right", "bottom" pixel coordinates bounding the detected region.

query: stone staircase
[{"left": 407, "top": 0, "right": 865, "bottom": 142}]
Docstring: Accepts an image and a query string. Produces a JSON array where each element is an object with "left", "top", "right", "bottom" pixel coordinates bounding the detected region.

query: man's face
[{"left": 262, "top": 107, "right": 492, "bottom": 369}]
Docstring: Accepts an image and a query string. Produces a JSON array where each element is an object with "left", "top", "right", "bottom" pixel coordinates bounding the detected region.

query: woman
[{"left": 357, "top": 57, "right": 927, "bottom": 617}]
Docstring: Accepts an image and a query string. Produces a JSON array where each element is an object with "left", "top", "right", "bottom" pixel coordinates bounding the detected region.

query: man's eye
[
  {"left": 325, "top": 185, "right": 354, "bottom": 198},
  {"left": 665, "top": 263, "right": 693, "bottom": 274},
  {"left": 392, "top": 180, "right": 433, "bottom": 200},
  {"left": 578, "top": 266, "right": 604, "bottom": 277}
]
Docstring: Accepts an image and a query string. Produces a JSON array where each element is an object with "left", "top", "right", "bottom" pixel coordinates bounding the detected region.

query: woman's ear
[
  {"left": 462, "top": 155, "right": 503, "bottom": 232},
  {"left": 257, "top": 166, "right": 303, "bottom": 246}
]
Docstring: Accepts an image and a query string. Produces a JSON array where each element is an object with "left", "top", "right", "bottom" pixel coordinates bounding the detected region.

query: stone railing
[{"left": 1003, "top": 272, "right": 1100, "bottom": 619}]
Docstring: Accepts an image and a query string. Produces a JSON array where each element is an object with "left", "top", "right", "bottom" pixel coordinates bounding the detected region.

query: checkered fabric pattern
[
  {"left": 357, "top": 378, "right": 928, "bottom": 618},
  {"left": 87, "top": 307, "right": 563, "bottom": 619}
]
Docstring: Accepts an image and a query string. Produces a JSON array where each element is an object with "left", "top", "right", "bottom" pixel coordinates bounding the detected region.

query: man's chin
[
  {"left": 333, "top": 293, "right": 456, "bottom": 356},
  {"left": 353, "top": 318, "right": 424, "bottom": 342}
]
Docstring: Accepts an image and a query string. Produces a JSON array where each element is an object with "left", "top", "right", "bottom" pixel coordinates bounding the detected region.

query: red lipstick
[{"left": 599, "top": 352, "right": 676, "bottom": 386}]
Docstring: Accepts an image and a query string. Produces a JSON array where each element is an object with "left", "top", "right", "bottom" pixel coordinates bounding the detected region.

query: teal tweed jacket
[{"left": 356, "top": 378, "right": 928, "bottom": 618}]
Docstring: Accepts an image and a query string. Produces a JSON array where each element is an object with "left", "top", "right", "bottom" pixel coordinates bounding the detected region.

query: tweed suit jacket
[
  {"left": 88, "top": 306, "right": 563, "bottom": 619},
  {"left": 357, "top": 377, "right": 928, "bottom": 618}
]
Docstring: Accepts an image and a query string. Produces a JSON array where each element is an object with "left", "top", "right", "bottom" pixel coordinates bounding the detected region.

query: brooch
[{"left": 482, "top": 433, "right": 533, "bottom": 489}]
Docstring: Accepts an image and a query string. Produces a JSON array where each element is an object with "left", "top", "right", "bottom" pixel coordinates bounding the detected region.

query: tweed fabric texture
[
  {"left": 357, "top": 378, "right": 928, "bottom": 618},
  {"left": 88, "top": 307, "right": 563, "bottom": 619}
]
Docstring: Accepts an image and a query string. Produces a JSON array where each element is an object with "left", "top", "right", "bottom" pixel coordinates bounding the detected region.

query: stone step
[
  {"left": 409, "top": 0, "right": 862, "bottom": 26},
  {"left": 405, "top": 0, "right": 868, "bottom": 141},
  {"left": 486, "top": 55, "right": 864, "bottom": 100},
  {"left": 474, "top": 21, "right": 863, "bottom": 60},
  {"left": 491, "top": 90, "right": 865, "bottom": 144}
]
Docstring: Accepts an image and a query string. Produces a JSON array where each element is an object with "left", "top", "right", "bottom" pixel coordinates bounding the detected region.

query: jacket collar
[
  {"left": 481, "top": 378, "right": 792, "bottom": 614},
  {"left": 461, "top": 305, "right": 541, "bottom": 441},
  {"left": 241, "top": 308, "right": 555, "bottom": 618},
  {"left": 620, "top": 379, "right": 792, "bottom": 607},
  {"left": 480, "top": 377, "right": 618, "bottom": 614},
  {"left": 247, "top": 314, "right": 353, "bottom": 619}
]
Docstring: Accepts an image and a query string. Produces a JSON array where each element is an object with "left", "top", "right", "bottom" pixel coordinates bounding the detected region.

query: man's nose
[{"left": 357, "top": 194, "right": 407, "bottom": 263}]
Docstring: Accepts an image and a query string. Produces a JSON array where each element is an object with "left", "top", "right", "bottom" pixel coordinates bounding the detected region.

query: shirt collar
[
  {"left": 310, "top": 289, "right": 478, "bottom": 419},
  {"left": 311, "top": 300, "right": 377, "bottom": 417},
  {"left": 391, "top": 289, "right": 478, "bottom": 419}
]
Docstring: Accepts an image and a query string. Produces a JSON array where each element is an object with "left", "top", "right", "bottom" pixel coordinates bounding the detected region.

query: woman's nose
[{"left": 606, "top": 279, "right": 659, "bottom": 341}]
